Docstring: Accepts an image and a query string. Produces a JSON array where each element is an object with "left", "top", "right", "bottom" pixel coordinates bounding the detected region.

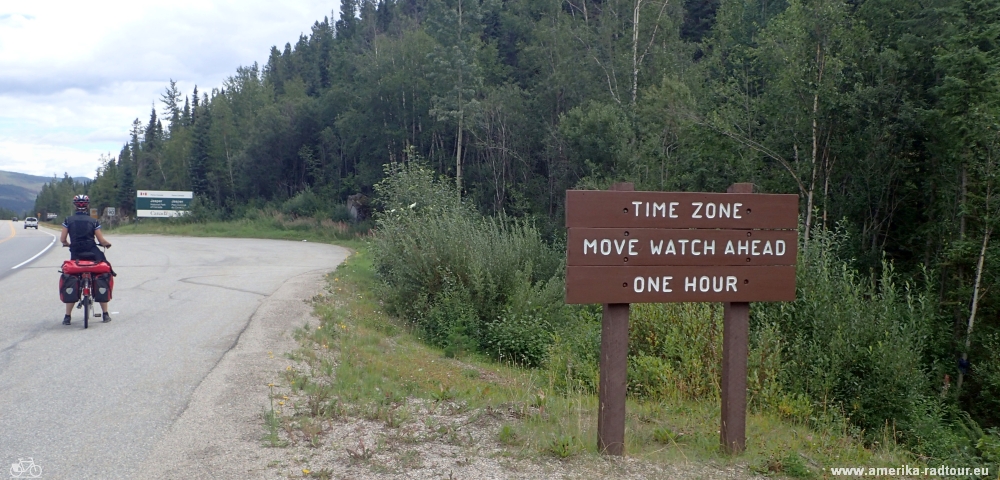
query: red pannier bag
[{"left": 61, "top": 259, "right": 112, "bottom": 275}]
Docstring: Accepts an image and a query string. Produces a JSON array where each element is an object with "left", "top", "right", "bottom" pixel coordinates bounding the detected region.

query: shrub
[
  {"left": 546, "top": 307, "right": 602, "bottom": 393},
  {"left": 370, "top": 161, "right": 565, "bottom": 366},
  {"left": 281, "top": 188, "right": 324, "bottom": 217},
  {"left": 754, "top": 227, "right": 937, "bottom": 443},
  {"left": 627, "top": 303, "right": 721, "bottom": 399}
]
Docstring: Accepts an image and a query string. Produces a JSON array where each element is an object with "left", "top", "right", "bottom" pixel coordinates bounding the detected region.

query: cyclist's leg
[{"left": 90, "top": 245, "right": 115, "bottom": 275}]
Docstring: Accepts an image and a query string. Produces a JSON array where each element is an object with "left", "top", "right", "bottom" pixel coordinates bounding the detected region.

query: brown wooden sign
[
  {"left": 565, "top": 189, "right": 798, "bottom": 305},
  {"left": 566, "top": 265, "right": 796, "bottom": 303},
  {"left": 569, "top": 184, "right": 799, "bottom": 457},
  {"left": 565, "top": 191, "right": 798, "bottom": 229},
  {"left": 567, "top": 228, "right": 798, "bottom": 266}
]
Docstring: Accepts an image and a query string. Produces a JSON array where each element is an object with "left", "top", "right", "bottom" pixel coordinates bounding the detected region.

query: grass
[{"left": 109, "top": 216, "right": 924, "bottom": 478}]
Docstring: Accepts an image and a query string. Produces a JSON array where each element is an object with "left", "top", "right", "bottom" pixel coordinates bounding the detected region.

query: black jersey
[{"left": 63, "top": 212, "right": 101, "bottom": 254}]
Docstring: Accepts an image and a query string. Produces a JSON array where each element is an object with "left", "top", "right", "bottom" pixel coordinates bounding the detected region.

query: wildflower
[
  {"left": 303, "top": 469, "right": 311, "bottom": 475},
  {"left": 287, "top": 366, "right": 292, "bottom": 371},
  {"left": 279, "top": 401, "right": 285, "bottom": 406}
]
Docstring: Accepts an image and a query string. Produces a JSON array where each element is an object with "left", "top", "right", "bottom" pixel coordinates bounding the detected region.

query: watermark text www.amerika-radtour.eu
[{"left": 829, "top": 465, "right": 991, "bottom": 477}]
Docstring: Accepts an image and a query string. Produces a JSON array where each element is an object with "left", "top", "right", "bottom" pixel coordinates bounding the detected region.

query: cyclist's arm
[
  {"left": 60, "top": 226, "right": 70, "bottom": 246},
  {"left": 95, "top": 229, "right": 111, "bottom": 248}
]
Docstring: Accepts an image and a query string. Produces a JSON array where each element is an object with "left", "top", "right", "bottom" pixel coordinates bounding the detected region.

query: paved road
[
  {"left": 0, "top": 231, "right": 349, "bottom": 479},
  {"left": 0, "top": 220, "right": 57, "bottom": 277}
]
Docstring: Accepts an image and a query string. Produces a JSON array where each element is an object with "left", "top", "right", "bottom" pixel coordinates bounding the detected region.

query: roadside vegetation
[
  {"left": 110, "top": 162, "right": 1000, "bottom": 477},
  {"left": 265, "top": 244, "right": 917, "bottom": 478},
  {"left": 274, "top": 243, "right": 917, "bottom": 478},
  {"left": 360, "top": 162, "right": 1000, "bottom": 476}
]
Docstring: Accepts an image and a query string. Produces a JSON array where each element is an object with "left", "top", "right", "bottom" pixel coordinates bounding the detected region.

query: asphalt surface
[
  {"left": 0, "top": 228, "right": 349, "bottom": 479},
  {"left": 0, "top": 220, "right": 57, "bottom": 277}
]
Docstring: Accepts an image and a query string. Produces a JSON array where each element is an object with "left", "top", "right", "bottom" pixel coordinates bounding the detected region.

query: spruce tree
[
  {"left": 160, "top": 79, "right": 183, "bottom": 133},
  {"left": 337, "top": 0, "right": 358, "bottom": 39},
  {"left": 116, "top": 143, "right": 135, "bottom": 215},
  {"left": 182, "top": 96, "right": 191, "bottom": 127},
  {"left": 188, "top": 105, "right": 212, "bottom": 198}
]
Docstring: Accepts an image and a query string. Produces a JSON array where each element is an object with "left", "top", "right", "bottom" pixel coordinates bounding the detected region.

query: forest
[{"left": 34, "top": 0, "right": 1000, "bottom": 464}]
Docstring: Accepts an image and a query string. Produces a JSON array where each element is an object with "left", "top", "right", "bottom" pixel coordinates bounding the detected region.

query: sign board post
[
  {"left": 721, "top": 182, "right": 752, "bottom": 454},
  {"left": 565, "top": 183, "right": 798, "bottom": 456},
  {"left": 136, "top": 190, "right": 193, "bottom": 218},
  {"left": 597, "top": 182, "right": 633, "bottom": 456}
]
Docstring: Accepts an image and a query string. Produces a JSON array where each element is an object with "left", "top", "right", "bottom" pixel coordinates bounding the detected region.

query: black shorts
[{"left": 70, "top": 245, "right": 107, "bottom": 264}]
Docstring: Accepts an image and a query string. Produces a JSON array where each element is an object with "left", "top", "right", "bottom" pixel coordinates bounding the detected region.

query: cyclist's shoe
[
  {"left": 63, "top": 315, "right": 71, "bottom": 325},
  {"left": 102, "top": 312, "right": 111, "bottom": 323}
]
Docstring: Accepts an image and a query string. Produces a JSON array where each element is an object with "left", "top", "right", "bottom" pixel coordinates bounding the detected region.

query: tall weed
[{"left": 628, "top": 303, "right": 721, "bottom": 399}]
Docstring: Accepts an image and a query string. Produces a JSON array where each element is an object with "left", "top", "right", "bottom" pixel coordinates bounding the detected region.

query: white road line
[{"left": 12, "top": 230, "right": 57, "bottom": 269}]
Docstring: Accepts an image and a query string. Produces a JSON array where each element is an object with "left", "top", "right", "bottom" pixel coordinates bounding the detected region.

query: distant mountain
[{"left": 0, "top": 170, "right": 91, "bottom": 215}]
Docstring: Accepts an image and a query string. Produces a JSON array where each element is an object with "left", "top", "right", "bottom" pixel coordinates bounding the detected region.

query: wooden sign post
[{"left": 565, "top": 183, "right": 797, "bottom": 455}]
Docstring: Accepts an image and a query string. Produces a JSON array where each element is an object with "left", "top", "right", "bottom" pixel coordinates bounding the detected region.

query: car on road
[
  {"left": 24, "top": 217, "right": 38, "bottom": 229},
  {"left": 11, "top": 216, "right": 17, "bottom": 221}
]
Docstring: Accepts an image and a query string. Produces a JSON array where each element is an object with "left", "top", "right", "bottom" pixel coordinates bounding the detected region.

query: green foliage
[
  {"left": 544, "top": 434, "right": 578, "bottom": 459},
  {"left": 497, "top": 424, "right": 519, "bottom": 445},
  {"left": 973, "top": 333, "right": 1000, "bottom": 423},
  {"left": 370, "top": 161, "right": 564, "bottom": 366},
  {"left": 756, "top": 227, "right": 939, "bottom": 443},
  {"left": 752, "top": 450, "right": 815, "bottom": 478},
  {"left": 627, "top": 303, "right": 721, "bottom": 399},
  {"left": 546, "top": 308, "right": 602, "bottom": 394}
]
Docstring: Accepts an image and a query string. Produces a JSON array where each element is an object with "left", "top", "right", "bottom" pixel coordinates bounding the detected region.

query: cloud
[{"left": 0, "top": 0, "right": 337, "bottom": 178}]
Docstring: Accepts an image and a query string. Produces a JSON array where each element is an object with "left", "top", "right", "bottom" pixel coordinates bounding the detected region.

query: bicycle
[
  {"left": 9, "top": 457, "right": 42, "bottom": 478},
  {"left": 60, "top": 244, "right": 112, "bottom": 329}
]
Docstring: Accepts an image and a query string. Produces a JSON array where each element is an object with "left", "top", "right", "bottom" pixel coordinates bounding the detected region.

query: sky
[{"left": 0, "top": 0, "right": 338, "bottom": 179}]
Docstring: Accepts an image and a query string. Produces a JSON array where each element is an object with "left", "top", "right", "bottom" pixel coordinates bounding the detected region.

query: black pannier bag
[
  {"left": 60, "top": 274, "right": 80, "bottom": 303},
  {"left": 93, "top": 273, "right": 114, "bottom": 303}
]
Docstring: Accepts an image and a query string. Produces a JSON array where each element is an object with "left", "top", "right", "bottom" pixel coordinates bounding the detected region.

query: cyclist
[{"left": 60, "top": 195, "right": 113, "bottom": 325}]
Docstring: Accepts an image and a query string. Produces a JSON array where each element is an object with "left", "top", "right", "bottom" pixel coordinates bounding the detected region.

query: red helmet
[{"left": 73, "top": 194, "right": 90, "bottom": 210}]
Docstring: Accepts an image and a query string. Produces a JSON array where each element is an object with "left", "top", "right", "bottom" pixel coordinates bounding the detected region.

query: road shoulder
[{"left": 138, "top": 266, "right": 336, "bottom": 479}]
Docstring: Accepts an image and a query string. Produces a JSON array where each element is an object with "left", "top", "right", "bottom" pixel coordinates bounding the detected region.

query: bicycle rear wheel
[{"left": 83, "top": 278, "right": 90, "bottom": 329}]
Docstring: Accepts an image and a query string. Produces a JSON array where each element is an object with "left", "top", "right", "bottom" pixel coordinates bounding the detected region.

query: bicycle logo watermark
[{"left": 9, "top": 458, "right": 42, "bottom": 478}]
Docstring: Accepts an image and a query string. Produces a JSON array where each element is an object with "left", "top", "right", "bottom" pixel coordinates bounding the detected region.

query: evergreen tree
[
  {"left": 188, "top": 105, "right": 212, "bottom": 198},
  {"left": 160, "top": 79, "right": 183, "bottom": 133},
  {"left": 116, "top": 143, "right": 135, "bottom": 215},
  {"left": 337, "top": 0, "right": 358, "bottom": 39},
  {"left": 182, "top": 96, "right": 191, "bottom": 126}
]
